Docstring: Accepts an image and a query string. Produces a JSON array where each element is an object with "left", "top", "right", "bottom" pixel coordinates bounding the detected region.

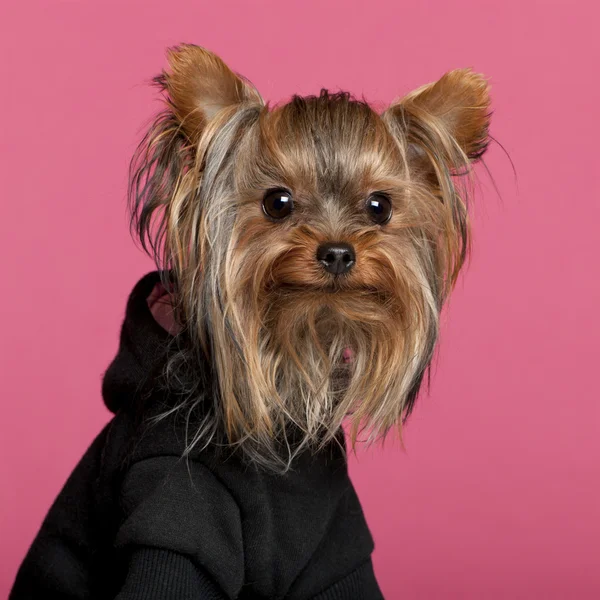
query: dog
[
  {"left": 10, "top": 44, "right": 491, "bottom": 599},
  {"left": 130, "top": 43, "right": 491, "bottom": 469}
]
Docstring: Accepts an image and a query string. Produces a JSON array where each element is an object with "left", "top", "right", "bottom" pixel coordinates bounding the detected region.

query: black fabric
[
  {"left": 10, "top": 271, "right": 384, "bottom": 599},
  {"left": 115, "top": 548, "right": 225, "bottom": 600}
]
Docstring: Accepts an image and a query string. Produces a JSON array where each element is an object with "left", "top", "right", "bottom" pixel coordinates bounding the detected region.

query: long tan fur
[{"left": 129, "top": 44, "right": 491, "bottom": 470}]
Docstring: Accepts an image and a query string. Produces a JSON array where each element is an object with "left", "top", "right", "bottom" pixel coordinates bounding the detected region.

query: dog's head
[{"left": 130, "top": 44, "right": 491, "bottom": 468}]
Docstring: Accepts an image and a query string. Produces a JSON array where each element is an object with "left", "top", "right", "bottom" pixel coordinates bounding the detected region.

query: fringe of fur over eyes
[{"left": 128, "top": 45, "right": 490, "bottom": 471}]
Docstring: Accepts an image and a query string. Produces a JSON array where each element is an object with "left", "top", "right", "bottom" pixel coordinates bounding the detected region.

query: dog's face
[
  {"left": 130, "top": 45, "right": 490, "bottom": 467},
  {"left": 235, "top": 96, "right": 415, "bottom": 298}
]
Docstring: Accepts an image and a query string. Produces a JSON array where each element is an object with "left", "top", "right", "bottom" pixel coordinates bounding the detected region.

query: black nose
[{"left": 316, "top": 242, "right": 356, "bottom": 275}]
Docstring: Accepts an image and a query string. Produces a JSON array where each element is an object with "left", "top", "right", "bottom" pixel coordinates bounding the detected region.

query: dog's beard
[
  {"left": 247, "top": 287, "right": 428, "bottom": 448},
  {"left": 198, "top": 225, "right": 440, "bottom": 468},
  {"left": 157, "top": 262, "right": 436, "bottom": 471}
]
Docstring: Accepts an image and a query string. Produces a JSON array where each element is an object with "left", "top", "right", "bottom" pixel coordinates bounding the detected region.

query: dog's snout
[{"left": 316, "top": 242, "right": 356, "bottom": 275}]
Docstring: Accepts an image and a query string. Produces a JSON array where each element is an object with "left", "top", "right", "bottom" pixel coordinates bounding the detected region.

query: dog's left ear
[
  {"left": 384, "top": 68, "right": 491, "bottom": 170},
  {"left": 383, "top": 70, "right": 491, "bottom": 293}
]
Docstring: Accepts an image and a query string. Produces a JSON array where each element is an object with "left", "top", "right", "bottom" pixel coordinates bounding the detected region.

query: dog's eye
[
  {"left": 262, "top": 188, "right": 293, "bottom": 220},
  {"left": 365, "top": 193, "right": 392, "bottom": 224}
]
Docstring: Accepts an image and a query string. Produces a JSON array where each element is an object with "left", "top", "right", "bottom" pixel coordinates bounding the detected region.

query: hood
[{"left": 101, "top": 271, "right": 174, "bottom": 414}]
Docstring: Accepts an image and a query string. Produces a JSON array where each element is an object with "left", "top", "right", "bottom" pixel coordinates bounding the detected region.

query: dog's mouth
[
  {"left": 276, "top": 285, "right": 395, "bottom": 310},
  {"left": 272, "top": 282, "right": 384, "bottom": 297},
  {"left": 342, "top": 347, "right": 354, "bottom": 363}
]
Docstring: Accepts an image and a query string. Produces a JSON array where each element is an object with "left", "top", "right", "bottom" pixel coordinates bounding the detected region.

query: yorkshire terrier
[
  {"left": 10, "top": 44, "right": 491, "bottom": 599},
  {"left": 131, "top": 44, "right": 490, "bottom": 468}
]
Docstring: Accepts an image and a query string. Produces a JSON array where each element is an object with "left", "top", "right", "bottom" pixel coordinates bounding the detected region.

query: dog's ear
[
  {"left": 384, "top": 68, "right": 491, "bottom": 170},
  {"left": 129, "top": 45, "right": 262, "bottom": 271},
  {"left": 156, "top": 44, "right": 263, "bottom": 142},
  {"left": 383, "top": 70, "right": 491, "bottom": 294}
]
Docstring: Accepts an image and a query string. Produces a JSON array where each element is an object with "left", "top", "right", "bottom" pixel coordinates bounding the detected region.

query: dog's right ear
[
  {"left": 129, "top": 45, "right": 262, "bottom": 267},
  {"left": 156, "top": 44, "right": 263, "bottom": 142}
]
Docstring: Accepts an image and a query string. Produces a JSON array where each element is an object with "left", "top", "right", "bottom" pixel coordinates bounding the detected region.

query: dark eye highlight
[
  {"left": 365, "top": 193, "right": 392, "bottom": 225},
  {"left": 262, "top": 188, "right": 293, "bottom": 220}
]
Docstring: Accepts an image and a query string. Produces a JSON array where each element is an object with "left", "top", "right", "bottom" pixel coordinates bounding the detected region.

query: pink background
[{"left": 1, "top": 1, "right": 599, "bottom": 598}]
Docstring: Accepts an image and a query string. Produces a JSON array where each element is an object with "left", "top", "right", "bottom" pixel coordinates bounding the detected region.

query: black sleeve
[
  {"left": 114, "top": 547, "right": 226, "bottom": 600},
  {"left": 115, "top": 456, "right": 244, "bottom": 600},
  {"left": 312, "top": 559, "right": 385, "bottom": 600},
  {"left": 9, "top": 420, "right": 120, "bottom": 600}
]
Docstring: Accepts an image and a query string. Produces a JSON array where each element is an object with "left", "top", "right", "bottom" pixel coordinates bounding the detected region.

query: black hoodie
[{"left": 10, "top": 271, "right": 384, "bottom": 599}]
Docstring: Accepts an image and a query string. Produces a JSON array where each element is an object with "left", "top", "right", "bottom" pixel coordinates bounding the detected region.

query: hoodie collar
[{"left": 101, "top": 271, "right": 174, "bottom": 414}]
